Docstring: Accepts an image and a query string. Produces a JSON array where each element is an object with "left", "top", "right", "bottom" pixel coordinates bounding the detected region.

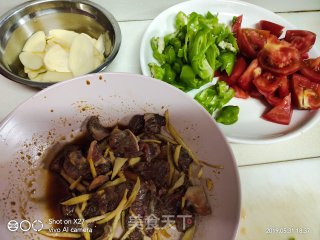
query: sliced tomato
[
  {"left": 265, "top": 94, "right": 283, "bottom": 106},
  {"left": 226, "top": 57, "right": 247, "bottom": 85},
  {"left": 292, "top": 73, "right": 320, "bottom": 109},
  {"left": 262, "top": 94, "right": 292, "bottom": 125},
  {"left": 249, "top": 85, "right": 263, "bottom": 98},
  {"left": 253, "top": 72, "right": 280, "bottom": 95},
  {"left": 237, "top": 59, "right": 261, "bottom": 91},
  {"left": 258, "top": 37, "right": 301, "bottom": 75},
  {"left": 259, "top": 20, "right": 284, "bottom": 38},
  {"left": 237, "top": 28, "right": 270, "bottom": 58},
  {"left": 232, "top": 15, "right": 243, "bottom": 37},
  {"left": 300, "top": 57, "right": 320, "bottom": 83},
  {"left": 231, "top": 84, "right": 249, "bottom": 99},
  {"left": 284, "top": 30, "right": 316, "bottom": 54},
  {"left": 301, "top": 52, "right": 309, "bottom": 60},
  {"left": 277, "top": 75, "right": 290, "bottom": 98}
]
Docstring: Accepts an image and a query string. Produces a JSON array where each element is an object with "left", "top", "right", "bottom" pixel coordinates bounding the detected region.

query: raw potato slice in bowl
[
  {"left": 22, "top": 31, "right": 46, "bottom": 52},
  {"left": 19, "top": 52, "right": 43, "bottom": 70},
  {"left": 47, "top": 29, "right": 79, "bottom": 49},
  {"left": 43, "top": 44, "right": 70, "bottom": 72},
  {"left": 69, "top": 33, "right": 95, "bottom": 76}
]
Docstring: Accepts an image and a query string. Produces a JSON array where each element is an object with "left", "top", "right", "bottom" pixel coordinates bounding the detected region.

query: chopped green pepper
[
  {"left": 215, "top": 105, "right": 239, "bottom": 125},
  {"left": 195, "top": 81, "right": 235, "bottom": 116},
  {"left": 148, "top": 63, "right": 165, "bottom": 80},
  {"left": 164, "top": 45, "right": 176, "bottom": 65},
  {"left": 148, "top": 11, "right": 240, "bottom": 122}
]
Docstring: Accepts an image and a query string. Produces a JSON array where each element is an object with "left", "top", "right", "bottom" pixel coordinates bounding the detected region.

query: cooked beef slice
[
  {"left": 63, "top": 146, "right": 91, "bottom": 180},
  {"left": 87, "top": 116, "right": 110, "bottom": 141},
  {"left": 130, "top": 181, "right": 156, "bottom": 217},
  {"left": 144, "top": 113, "right": 165, "bottom": 134},
  {"left": 139, "top": 142, "right": 161, "bottom": 162},
  {"left": 109, "top": 129, "right": 139, "bottom": 156},
  {"left": 128, "top": 228, "right": 143, "bottom": 240},
  {"left": 87, "top": 140, "right": 112, "bottom": 175},
  {"left": 177, "top": 147, "right": 193, "bottom": 173},
  {"left": 132, "top": 160, "right": 169, "bottom": 188},
  {"left": 128, "top": 115, "right": 145, "bottom": 135}
]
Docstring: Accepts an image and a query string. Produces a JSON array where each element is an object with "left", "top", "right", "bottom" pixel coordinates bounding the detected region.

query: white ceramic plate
[
  {"left": 140, "top": 0, "right": 320, "bottom": 144},
  {"left": 0, "top": 73, "right": 240, "bottom": 240}
]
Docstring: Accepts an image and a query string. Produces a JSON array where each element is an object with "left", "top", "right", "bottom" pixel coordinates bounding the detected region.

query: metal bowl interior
[{"left": 0, "top": 0, "right": 121, "bottom": 88}]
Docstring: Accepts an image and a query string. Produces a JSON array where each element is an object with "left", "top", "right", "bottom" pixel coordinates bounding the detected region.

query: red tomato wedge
[
  {"left": 231, "top": 84, "right": 249, "bottom": 99},
  {"left": 232, "top": 15, "right": 243, "bottom": 37},
  {"left": 292, "top": 74, "right": 320, "bottom": 109},
  {"left": 253, "top": 72, "right": 280, "bottom": 95},
  {"left": 265, "top": 94, "right": 283, "bottom": 107},
  {"left": 284, "top": 30, "right": 316, "bottom": 54},
  {"left": 237, "top": 59, "right": 261, "bottom": 91},
  {"left": 226, "top": 56, "right": 247, "bottom": 85},
  {"left": 259, "top": 20, "right": 284, "bottom": 38},
  {"left": 278, "top": 76, "right": 290, "bottom": 98},
  {"left": 300, "top": 57, "right": 320, "bottom": 83},
  {"left": 237, "top": 28, "right": 270, "bottom": 58},
  {"left": 258, "top": 37, "right": 301, "bottom": 75},
  {"left": 262, "top": 94, "right": 292, "bottom": 125}
]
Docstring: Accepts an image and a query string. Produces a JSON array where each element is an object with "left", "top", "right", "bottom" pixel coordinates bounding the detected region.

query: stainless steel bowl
[{"left": 0, "top": 0, "right": 121, "bottom": 88}]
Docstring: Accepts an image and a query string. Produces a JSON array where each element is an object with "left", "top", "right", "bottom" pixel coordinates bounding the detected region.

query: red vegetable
[
  {"left": 300, "top": 57, "right": 320, "bottom": 83},
  {"left": 237, "top": 59, "right": 261, "bottom": 91},
  {"left": 231, "top": 84, "right": 249, "bottom": 99},
  {"left": 253, "top": 72, "right": 280, "bottom": 96},
  {"left": 258, "top": 37, "right": 301, "bottom": 75},
  {"left": 292, "top": 73, "right": 320, "bottom": 109},
  {"left": 284, "top": 30, "right": 316, "bottom": 54},
  {"left": 262, "top": 94, "right": 292, "bottom": 125},
  {"left": 259, "top": 20, "right": 284, "bottom": 38},
  {"left": 237, "top": 28, "right": 270, "bottom": 58},
  {"left": 226, "top": 56, "right": 247, "bottom": 85}
]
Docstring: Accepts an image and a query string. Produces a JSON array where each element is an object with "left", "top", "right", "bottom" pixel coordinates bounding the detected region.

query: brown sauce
[{"left": 44, "top": 133, "right": 91, "bottom": 225}]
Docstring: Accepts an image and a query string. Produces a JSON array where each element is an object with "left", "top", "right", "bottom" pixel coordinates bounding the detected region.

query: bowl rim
[{"left": 0, "top": 0, "right": 122, "bottom": 88}]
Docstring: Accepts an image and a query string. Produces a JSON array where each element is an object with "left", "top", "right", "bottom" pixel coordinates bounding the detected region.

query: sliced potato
[
  {"left": 44, "top": 44, "right": 70, "bottom": 72},
  {"left": 95, "top": 34, "right": 105, "bottom": 55},
  {"left": 69, "top": 33, "right": 95, "bottom": 76},
  {"left": 19, "top": 52, "right": 43, "bottom": 70},
  {"left": 41, "top": 71, "right": 73, "bottom": 82},
  {"left": 27, "top": 67, "right": 46, "bottom": 79},
  {"left": 30, "top": 73, "right": 44, "bottom": 82},
  {"left": 82, "top": 33, "right": 97, "bottom": 45},
  {"left": 93, "top": 51, "right": 104, "bottom": 69},
  {"left": 23, "top": 31, "right": 46, "bottom": 52},
  {"left": 48, "top": 29, "right": 79, "bottom": 49}
]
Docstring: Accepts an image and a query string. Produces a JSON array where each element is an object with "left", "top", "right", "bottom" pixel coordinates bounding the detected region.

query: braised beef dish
[{"left": 44, "top": 112, "right": 211, "bottom": 240}]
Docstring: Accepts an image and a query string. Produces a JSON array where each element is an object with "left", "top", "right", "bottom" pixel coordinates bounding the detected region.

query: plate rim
[{"left": 139, "top": 0, "right": 320, "bottom": 145}]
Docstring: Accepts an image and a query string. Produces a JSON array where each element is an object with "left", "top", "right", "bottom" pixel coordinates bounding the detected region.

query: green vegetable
[
  {"left": 150, "top": 37, "right": 166, "bottom": 65},
  {"left": 149, "top": 11, "right": 238, "bottom": 91},
  {"left": 176, "top": 11, "right": 188, "bottom": 29},
  {"left": 163, "top": 64, "right": 176, "bottom": 84},
  {"left": 180, "top": 65, "right": 196, "bottom": 89},
  {"left": 195, "top": 81, "right": 235, "bottom": 114},
  {"left": 148, "top": 63, "right": 164, "bottom": 80},
  {"left": 219, "top": 52, "right": 236, "bottom": 76},
  {"left": 148, "top": 11, "right": 239, "bottom": 124},
  {"left": 164, "top": 45, "right": 176, "bottom": 64},
  {"left": 215, "top": 105, "right": 239, "bottom": 125}
]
